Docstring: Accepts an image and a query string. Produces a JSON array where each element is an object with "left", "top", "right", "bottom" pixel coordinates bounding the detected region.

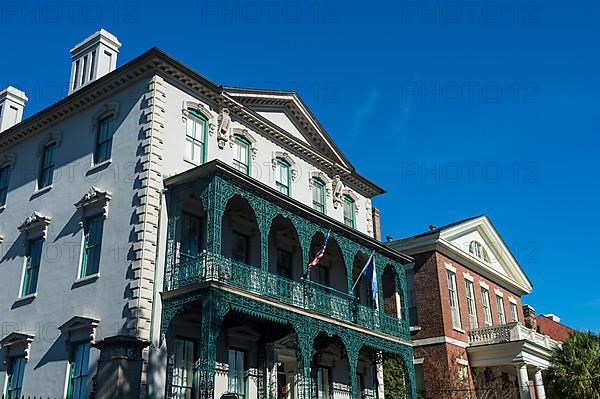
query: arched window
[
  {"left": 275, "top": 157, "right": 291, "bottom": 195},
  {"left": 469, "top": 240, "right": 490, "bottom": 262},
  {"left": 185, "top": 109, "right": 208, "bottom": 164},
  {"left": 311, "top": 178, "right": 326, "bottom": 214},
  {"left": 232, "top": 134, "right": 251, "bottom": 175},
  {"left": 343, "top": 194, "right": 355, "bottom": 228}
]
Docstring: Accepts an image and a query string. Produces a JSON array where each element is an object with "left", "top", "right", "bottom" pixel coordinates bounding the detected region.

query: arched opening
[
  {"left": 382, "top": 265, "right": 402, "bottom": 319},
  {"left": 308, "top": 232, "right": 347, "bottom": 293},
  {"left": 353, "top": 252, "right": 375, "bottom": 308},
  {"left": 357, "top": 347, "right": 382, "bottom": 399},
  {"left": 176, "top": 195, "right": 206, "bottom": 265},
  {"left": 221, "top": 195, "right": 261, "bottom": 268},
  {"left": 311, "top": 333, "right": 350, "bottom": 399},
  {"left": 268, "top": 215, "right": 302, "bottom": 281}
]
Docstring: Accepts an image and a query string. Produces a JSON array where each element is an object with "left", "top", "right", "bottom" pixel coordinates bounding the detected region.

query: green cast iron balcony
[{"left": 166, "top": 250, "right": 408, "bottom": 338}]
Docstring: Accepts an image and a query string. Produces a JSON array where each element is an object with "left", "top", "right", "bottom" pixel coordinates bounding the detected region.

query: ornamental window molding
[
  {"left": 59, "top": 316, "right": 100, "bottom": 344},
  {"left": 37, "top": 131, "right": 63, "bottom": 156},
  {"left": 309, "top": 170, "right": 332, "bottom": 197},
  {"left": 0, "top": 332, "right": 35, "bottom": 360},
  {"left": 182, "top": 101, "right": 216, "bottom": 136},
  {"left": 90, "top": 103, "right": 119, "bottom": 132},
  {"left": 74, "top": 186, "right": 112, "bottom": 219},
  {"left": 18, "top": 211, "right": 52, "bottom": 240},
  {"left": 230, "top": 128, "right": 258, "bottom": 160},
  {"left": 0, "top": 152, "right": 16, "bottom": 169},
  {"left": 272, "top": 151, "right": 298, "bottom": 180},
  {"left": 341, "top": 188, "right": 360, "bottom": 211}
]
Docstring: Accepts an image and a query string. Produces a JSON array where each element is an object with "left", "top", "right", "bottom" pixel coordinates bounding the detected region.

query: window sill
[
  {"left": 30, "top": 185, "right": 52, "bottom": 199},
  {"left": 183, "top": 158, "right": 201, "bottom": 167},
  {"left": 0, "top": 204, "right": 6, "bottom": 213},
  {"left": 12, "top": 293, "right": 37, "bottom": 308},
  {"left": 453, "top": 327, "right": 466, "bottom": 334},
  {"left": 410, "top": 326, "right": 422, "bottom": 332},
  {"left": 86, "top": 159, "right": 112, "bottom": 175},
  {"left": 72, "top": 273, "right": 100, "bottom": 288}
]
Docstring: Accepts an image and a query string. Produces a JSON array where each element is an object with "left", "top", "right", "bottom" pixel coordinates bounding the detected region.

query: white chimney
[
  {"left": 69, "top": 29, "right": 121, "bottom": 94},
  {"left": 0, "top": 86, "right": 28, "bottom": 132},
  {"left": 543, "top": 313, "right": 561, "bottom": 323}
]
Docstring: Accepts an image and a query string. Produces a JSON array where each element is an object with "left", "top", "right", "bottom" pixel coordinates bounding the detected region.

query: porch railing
[
  {"left": 166, "top": 251, "right": 408, "bottom": 338},
  {"left": 468, "top": 322, "right": 559, "bottom": 349}
]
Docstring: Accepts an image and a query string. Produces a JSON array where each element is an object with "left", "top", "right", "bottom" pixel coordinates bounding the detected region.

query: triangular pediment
[
  {"left": 439, "top": 216, "right": 532, "bottom": 294},
  {"left": 224, "top": 88, "right": 352, "bottom": 170}
]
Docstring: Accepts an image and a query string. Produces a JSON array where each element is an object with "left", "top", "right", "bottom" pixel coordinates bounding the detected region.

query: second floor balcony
[
  {"left": 162, "top": 160, "right": 413, "bottom": 340},
  {"left": 468, "top": 322, "right": 559, "bottom": 349}
]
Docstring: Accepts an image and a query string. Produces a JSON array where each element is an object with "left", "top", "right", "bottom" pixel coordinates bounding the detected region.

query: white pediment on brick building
[{"left": 438, "top": 215, "right": 533, "bottom": 294}]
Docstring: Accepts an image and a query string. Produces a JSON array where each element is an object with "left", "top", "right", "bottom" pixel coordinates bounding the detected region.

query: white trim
[
  {"left": 509, "top": 296, "right": 517, "bottom": 304},
  {"left": 463, "top": 272, "right": 474, "bottom": 282},
  {"left": 445, "top": 262, "right": 457, "bottom": 273},
  {"left": 494, "top": 289, "right": 504, "bottom": 297},
  {"left": 480, "top": 281, "right": 489, "bottom": 290},
  {"left": 411, "top": 336, "right": 469, "bottom": 349},
  {"left": 456, "top": 358, "right": 470, "bottom": 366},
  {"left": 413, "top": 357, "right": 424, "bottom": 365}
]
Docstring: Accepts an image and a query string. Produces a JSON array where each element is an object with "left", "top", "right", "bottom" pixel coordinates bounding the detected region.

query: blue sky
[{"left": 1, "top": 0, "right": 598, "bottom": 330}]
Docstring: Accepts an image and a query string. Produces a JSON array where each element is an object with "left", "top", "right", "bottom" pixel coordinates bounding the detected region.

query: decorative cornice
[
  {"left": 0, "top": 332, "right": 35, "bottom": 359},
  {"left": 18, "top": 211, "right": 52, "bottom": 238},
  {"left": 59, "top": 316, "right": 100, "bottom": 343},
  {"left": 74, "top": 186, "right": 112, "bottom": 217}
]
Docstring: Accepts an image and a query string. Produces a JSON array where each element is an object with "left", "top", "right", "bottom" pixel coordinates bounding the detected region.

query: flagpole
[{"left": 351, "top": 250, "right": 375, "bottom": 292}]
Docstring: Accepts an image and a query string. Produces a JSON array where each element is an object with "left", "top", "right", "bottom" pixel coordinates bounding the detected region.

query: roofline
[
  {"left": 164, "top": 159, "right": 411, "bottom": 263},
  {"left": 1, "top": 47, "right": 383, "bottom": 197}
]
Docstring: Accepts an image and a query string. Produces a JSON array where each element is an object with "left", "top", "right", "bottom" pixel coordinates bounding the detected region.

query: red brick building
[
  {"left": 536, "top": 313, "right": 573, "bottom": 342},
  {"left": 388, "top": 216, "right": 559, "bottom": 399}
]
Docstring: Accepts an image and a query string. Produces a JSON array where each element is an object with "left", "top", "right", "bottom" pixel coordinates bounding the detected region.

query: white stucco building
[{"left": 0, "top": 30, "right": 416, "bottom": 399}]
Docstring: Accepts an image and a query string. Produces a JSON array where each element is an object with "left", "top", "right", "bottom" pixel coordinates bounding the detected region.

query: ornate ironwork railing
[
  {"left": 468, "top": 322, "right": 560, "bottom": 349},
  {"left": 166, "top": 251, "right": 408, "bottom": 338}
]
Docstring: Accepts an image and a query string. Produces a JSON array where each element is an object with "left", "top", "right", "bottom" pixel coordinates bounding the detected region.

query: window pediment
[
  {"left": 0, "top": 152, "right": 16, "bottom": 169},
  {"left": 182, "top": 101, "right": 216, "bottom": 136},
  {"left": 37, "top": 131, "right": 62, "bottom": 155},
  {"left": 90, "top": 103, "right": 119, "bottom": 131},
  {"left": 74, "top": 186, "right": 112, "bottom": 218},
  {"left": 230, "top": 128, "right": 258, "bottom": 160},
  {"left": 0, "top": 332, "right": 35, "bottom": 359},
  {"left": 272, "top": 151, "right": 298, "bottom": 180},
  {"left": 59, "top": 316, "right": 100, "bottom": 344},
  {"left": 342, "top": 189, "right": 360, "bottom": 211},
  {"left": 18, "top": 212, "right": 52, "bottom": 239}
]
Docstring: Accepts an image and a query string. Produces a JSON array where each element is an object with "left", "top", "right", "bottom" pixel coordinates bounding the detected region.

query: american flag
[{"left": 307, "top": 230, "right": 330, "bottom": 273}]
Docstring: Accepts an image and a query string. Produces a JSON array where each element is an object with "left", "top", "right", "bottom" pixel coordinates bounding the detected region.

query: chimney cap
[
  {"left": 0, "top": 86, "right": 28, "bottom": 105},
  {"left": 429, "top": 224, "right": 437, "bottom": 231},
  {"left": 386, "top": 235, "right": 394, "bottom": 242},
  {"left": 70, "top": 28, "right": 121, "bottom": 57}
]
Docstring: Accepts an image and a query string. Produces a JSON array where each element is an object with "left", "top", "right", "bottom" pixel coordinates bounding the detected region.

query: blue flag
[{"left": 352, "top": 252, "right": 378, "bottom": 305}]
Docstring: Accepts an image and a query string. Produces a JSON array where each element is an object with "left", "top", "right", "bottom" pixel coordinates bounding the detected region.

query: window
[
  {"left": 185, "top": 110, "right": 207, "bottom": 164},
  {"left": 38, "top": 142, "right": 56, "bottom": 189},
  {"left": 481, "top": 288, "right": 492, "bottom": 327},
  {"left": 311, "top": 367, "right": 331, "bottom": 399},
  {"left": 228, "top": 349, "right": 246, "bottom": 398},
  {"left": 233, "top": 135, "right": 251, "bottom": 175},
  {"left": 407, "top": 272, "right": 419, "bottom": 326},
  {"left": 510, "top": 302, "right": 519, "bottom": 322},
  {"left": 5, "top": 356, "right": 25, "bottom": 399},
  {"left": 66, "top": 343, "right": 90, "bottom": 399},
  {"left": 343, "top": 195, "right": 355, "bottom": 228},
  {"left": 275, "top": 158, "right": 290, "bottom": 195},
  {"left": 276, "top": 248, "right": 293, "bottom": 279},
  {"left": 465, "top": 280, "right": 478, "bottom": 329},
  {"left": 178, "top": 213, "right": 202, "bottom": 263},
  {"left": 21, "top": 238, "right": 43, "bottom": 296},
  {"left": 94, "top": 116, "right": 114, "bottom": 165},
  {"left": 447, "top": 271, "right": 461, "bottom": 329},
  {"left": 172, "top": 339, "right": 194, "bottom": 399},
  {"left": 0, "top": 165, "right": 11, "bottom": 206},
  {"left": 80, "top": 215, "right": 104, "bottom": 277},
  {"left": 232, "top": 231, "right": 249, "bottom": 263},
  {"left": 312, "top": 178, "right": 326, "bottom": 214},
  {"left": 469, "top": 241, "right": 490, "bottom": 262},
  {"left": 312, "top": 264, "right": 329, "bottom": 286},
  {"left": 496, "top": 295, "right": 506, "bottom": 324}
]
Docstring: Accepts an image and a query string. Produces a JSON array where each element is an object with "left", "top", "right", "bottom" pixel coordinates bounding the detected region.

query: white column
[
  {"left": 534, "top": 368, "right": 546, "bottom": 399},
  {"left": 394, "top": 292, "right": 403, "bottom": 319},
  {"left": 376, "top": 354, "right": 385, "bottom": 399},
  {"left": 516, "top": 363, "right": 531, "bottom": 399}
]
